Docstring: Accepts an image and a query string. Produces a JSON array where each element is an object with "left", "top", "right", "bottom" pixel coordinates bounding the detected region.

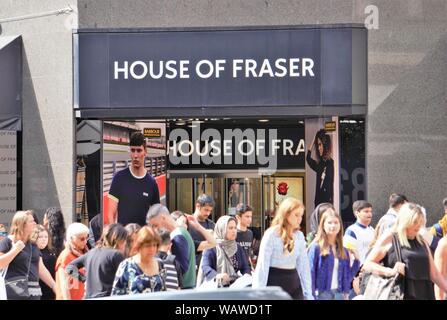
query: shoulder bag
[
  {"left": 4, "top": 242, "right": 32, "bottom": 300},
  {"left": 363, "top": 234, "right": 404, "bottom": 300},
  {"left": 0, "top": 266, "right": 7, "bottom": 300}
]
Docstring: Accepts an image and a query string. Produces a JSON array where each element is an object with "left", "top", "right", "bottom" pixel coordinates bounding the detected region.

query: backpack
[{"left": 159, "top": 254, "right": 182, "bottom": 290}]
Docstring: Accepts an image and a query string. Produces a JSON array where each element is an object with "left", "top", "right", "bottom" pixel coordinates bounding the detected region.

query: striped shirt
[
  {"left": 156, "top": 252, "right": 180, "bottom": 291},
  {"left": 343, "top": 222, "right": 375, "bottom": 264}
]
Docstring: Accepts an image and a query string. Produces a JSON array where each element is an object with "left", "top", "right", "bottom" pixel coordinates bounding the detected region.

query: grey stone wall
[
  {"left": 3, "top": 1, "right": 447, "bottom": 226},
  {"left": 77, "top": 0, "right": 447, "bottom": 226},
  {"left": 0, "top": 0, "right": 77, "bottom": 224}
]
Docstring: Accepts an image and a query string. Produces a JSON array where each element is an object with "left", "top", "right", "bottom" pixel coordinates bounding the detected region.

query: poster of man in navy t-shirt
[{"left": 107, "top": 132, "right": 160, "bottom": 226}]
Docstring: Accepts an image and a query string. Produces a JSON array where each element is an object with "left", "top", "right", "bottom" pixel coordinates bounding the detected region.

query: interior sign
[
  {"left": 144, "top": 128, "right": 161, "bottom": 138},
  {"left": 324, "top": 121, "right": 336, "bottom": 132},
  {"left": 168, "top": 123, "right": 306, "bottom": 171}
]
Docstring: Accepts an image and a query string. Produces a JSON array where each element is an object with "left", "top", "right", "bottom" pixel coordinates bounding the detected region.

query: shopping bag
[{"left": 0, "top": 267, "right": 8, "bottom": 300}]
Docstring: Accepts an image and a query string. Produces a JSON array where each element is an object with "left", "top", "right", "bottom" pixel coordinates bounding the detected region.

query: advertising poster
[
  {"left": 305, "top": 118, "right": 340, "bottom": 232},
  {"left": 102, "top": 121, "right": 167, "bottom": 225}
]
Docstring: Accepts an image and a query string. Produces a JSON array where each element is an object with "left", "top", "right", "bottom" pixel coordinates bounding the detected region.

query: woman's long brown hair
[{"left": 313, "top": 208, "right": 347, "bottom": 259}]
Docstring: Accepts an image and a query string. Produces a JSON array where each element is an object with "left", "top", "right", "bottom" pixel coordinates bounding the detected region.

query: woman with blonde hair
[
  {"left": 0, "top": 210, "right": 55, "bottom": 300},
  {"left": 364, "top": 202, "right": 447, "bottom": 300},
  {"left": 307, "top": 208, "right": 360, "bottom": 299},
  {"left": 252, "top": 197, "right": 313, "bottom": 299}
]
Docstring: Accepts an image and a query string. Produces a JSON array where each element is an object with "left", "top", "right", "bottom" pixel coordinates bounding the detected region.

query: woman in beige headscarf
[{"left": 197, "top": 215, "right": 251, "bottom": 287}]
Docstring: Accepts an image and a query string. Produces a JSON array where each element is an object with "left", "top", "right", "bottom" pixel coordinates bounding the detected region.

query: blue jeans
[{"left": 318, "top": 290, "right": 346, "bottom": 300}]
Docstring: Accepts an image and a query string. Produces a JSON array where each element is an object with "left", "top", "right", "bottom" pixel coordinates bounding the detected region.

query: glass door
[
  {"left": 224, "top": 177, "right": 263, "bottom": 231},
  {"left": 168, "top": 173, "right": 304, "bottom": 233},
  {"left": 263, "top": 173, "right": 305, "bottom": 233},
  {"left": 195, "top": 177, "right": 224, "bottom": 221}
]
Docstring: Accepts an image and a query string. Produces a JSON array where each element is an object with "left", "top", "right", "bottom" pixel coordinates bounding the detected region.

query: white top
[
  {"left": 344, "top": 222, "right": 375, "bottom": 264},
  {"left": 330, "top": 258, "right": 339, "bottom": 290},
  {"left": 252, "top": 226, "right": 313, "bottom": 300}
]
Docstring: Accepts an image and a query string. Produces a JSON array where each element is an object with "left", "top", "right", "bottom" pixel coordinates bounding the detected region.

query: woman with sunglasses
[
  {"left": 0, "top": 224, "right": 7, "bottom": 241},
  {"left": 55, "top": 223, "right": 89, "bottom": 300},
  {"left": 66, "top": 223, "right": 127, "bottom": 298}
]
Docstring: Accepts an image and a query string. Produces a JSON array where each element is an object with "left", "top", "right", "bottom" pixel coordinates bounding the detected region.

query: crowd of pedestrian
[
  {"left": 1, "top": 131, "right": 446, "bottom": 300},
  {"left": 2, "top": 194, "right": 447, "bottom": 301}
]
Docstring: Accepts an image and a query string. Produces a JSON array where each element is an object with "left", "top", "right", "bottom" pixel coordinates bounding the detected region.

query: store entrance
[{"left": 168, "top": 172, "right": 305, "bottom": 235}]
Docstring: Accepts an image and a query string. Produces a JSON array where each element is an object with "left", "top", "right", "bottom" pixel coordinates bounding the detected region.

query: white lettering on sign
[{"left": 113, "top": 58, "right": 315, "bottom": 80}]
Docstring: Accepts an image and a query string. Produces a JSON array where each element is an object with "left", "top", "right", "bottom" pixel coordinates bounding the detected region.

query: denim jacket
[{"left": 307, "top": 243, "right": 360, "bottom": 298}]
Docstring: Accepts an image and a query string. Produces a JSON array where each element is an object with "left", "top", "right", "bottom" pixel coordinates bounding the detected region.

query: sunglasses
[{"left": 0, "top": 232, "right": 7, "bottom": 237}]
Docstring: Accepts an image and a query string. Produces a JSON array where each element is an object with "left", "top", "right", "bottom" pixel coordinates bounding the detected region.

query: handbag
[
  {"left": 0, "top": 267, "right": 7, "bottom": 300},
  {"left": 4, "top": 243, "right": 32, "bottom": 300},
  {"left": 363, "top": 234, "right": 404, "bottom": 300}
]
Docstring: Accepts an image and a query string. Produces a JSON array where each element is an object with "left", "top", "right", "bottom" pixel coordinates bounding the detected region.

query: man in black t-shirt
[
  {"left": 107, "top": 132, "right": 160, "bottom": 227},
  {"left": 235, "top": 204, "right": 254, "bottom": 265}
]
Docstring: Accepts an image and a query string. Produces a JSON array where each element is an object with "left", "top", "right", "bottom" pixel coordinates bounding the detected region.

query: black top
[
  {"left": 188, "top": 219, "right": 215, "bottom": 267},
  {"left": 384, "top": 237, "right": 435, "bottom": 300},
  {"left": 108, "top": 167, "right": 160, "bottom": 226},
  {"left": 236, "top": 229, "right": 253, "bottom": 259},
  {"left": 40, "top": 247, "right": 56, "bottom": 300},
  {"left": 306, "top": 151, "right": 334, "bottom": 206},
  {"left": 0, "top": 237, "right": 41, "bottom": 283},
  {"left": 66, "top": 247, "right": 125, "bottom": 299},
  {"left": 88, "top": 213, "right": 103, "bottom": 249}
]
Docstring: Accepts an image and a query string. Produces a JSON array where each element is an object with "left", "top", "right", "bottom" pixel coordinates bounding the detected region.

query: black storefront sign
[
  {"left": 75, "top": 25, "right": 367, "bottom": 116},
  {"left": 168, "top": 124, "right": 305, "bottom": 170},
  {"left": 0, "top": 36, "right": 22, "bottom": 130}
]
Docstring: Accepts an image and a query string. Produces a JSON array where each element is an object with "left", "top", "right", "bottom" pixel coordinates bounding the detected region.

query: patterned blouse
[{"left": 111, "top": 257, "right": 166, "bottom": 295}]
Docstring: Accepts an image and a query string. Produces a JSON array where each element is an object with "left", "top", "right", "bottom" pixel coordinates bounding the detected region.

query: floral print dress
[{"left": 111, "top": 257, "right": 166, "bottom": 295}]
